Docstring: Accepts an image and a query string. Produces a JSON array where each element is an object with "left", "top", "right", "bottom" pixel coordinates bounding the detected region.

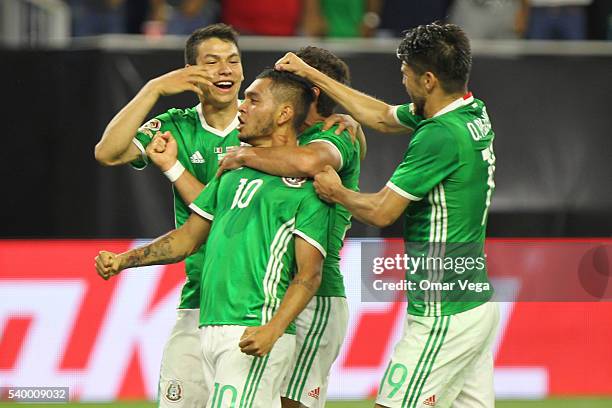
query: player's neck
[
  {"left": 200, "top": 100, "right": 238, "bottom": 131},
  {"left": 301, "top": 105, "right": 325, "bottom": 132},
  {"left": 424, "top": 90, "right": 466, "bottom": 119},
  {"left": 256, "top": 128, "right": 297, "bottom": 148}
]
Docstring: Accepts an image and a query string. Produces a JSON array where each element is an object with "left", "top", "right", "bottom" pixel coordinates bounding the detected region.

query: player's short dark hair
[
  {"left": 256, "top": 69, "right": 315, "bottom": 130},
  {"left": 295, "top": 46, "right": 351, "bottom": 117},
  {"left": 184, "top": 24, "right": 240, "bottom": 65},
  {"left": 396, "top": 23, "right": 471, "bottom": 94}
]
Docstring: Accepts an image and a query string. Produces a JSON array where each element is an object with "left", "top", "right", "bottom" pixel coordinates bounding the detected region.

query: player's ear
[
  {"left": 423, "top": 72, "right": 436, "bottom": 93},
  {"left": 277, "top": 105, "right": 293, "bottom": 127}
]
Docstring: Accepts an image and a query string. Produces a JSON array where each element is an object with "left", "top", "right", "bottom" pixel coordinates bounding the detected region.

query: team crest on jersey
[
  {"left": 164, "top": 380, "right": 183, "bottom": 402},
  {"left": 282, "top": 177, "right": 307, "bottom": 188},
  {"left": 138, "top": 118, "right": 162, "bottom": 138}
]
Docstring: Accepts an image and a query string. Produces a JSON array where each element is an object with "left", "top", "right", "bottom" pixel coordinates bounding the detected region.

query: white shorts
[
  {"left": 281, "top": 296, "right": 349, "bottom": 407},
  {"left": 376, "top": 302, "right": 499, "bottom": 408},
  {"left": 200, "top": 325, "right": 296, "bottom": 408},
  {"left": 158, "top": 309, "right": 208, "bottom": 408}
]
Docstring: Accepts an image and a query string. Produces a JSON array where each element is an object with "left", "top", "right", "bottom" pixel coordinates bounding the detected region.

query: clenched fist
[
  {"left": 147, "top": 131, "right": 178, "bottom": 171},
  {"left": 238, "top": 324, "right": 283, "bottom": 357},
  {"left": 95, "top": 251, "right": 123, "bottom": 280},
  {"left": 274, "top": 52, "right": 314, "bottom": 79}
]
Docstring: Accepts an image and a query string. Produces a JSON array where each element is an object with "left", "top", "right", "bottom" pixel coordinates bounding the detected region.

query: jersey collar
[
  {"left": 195, "top": 102, "right": 240, "bottom": 138},
  {"left": 432, "top": 92, "right": 474, "bottom": 118}
]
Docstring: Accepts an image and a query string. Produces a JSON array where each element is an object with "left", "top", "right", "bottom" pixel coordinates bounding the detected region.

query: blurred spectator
[
  {"left": 70, "top": 0, "right": 125, "bottom": 36},
  {"left": 164, "top": 0, "right": 220, "bottom": 35},
  {"left": 378, "top": 0, "right": 451, "bottom": 38},
  {"left": 221, "top": 0, "right": 301, "bottom": 36},
  {"left": 522, "top": 0, "right": 593, "bottom": 40},
  {"left": 302, "top": 0, "right": 383, "bottom": 38},
  {"left": 449, "top": 0, "right": 523, "bottom": 39}
]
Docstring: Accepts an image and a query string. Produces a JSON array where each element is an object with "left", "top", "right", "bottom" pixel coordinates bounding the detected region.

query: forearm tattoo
[{"left": 122, "top": 234, "right": 185, "bottom": 268}]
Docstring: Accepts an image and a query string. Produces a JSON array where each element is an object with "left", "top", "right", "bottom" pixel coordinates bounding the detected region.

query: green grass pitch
[{"left": 3, "top": 399, "right": 612, "bottom": 408}]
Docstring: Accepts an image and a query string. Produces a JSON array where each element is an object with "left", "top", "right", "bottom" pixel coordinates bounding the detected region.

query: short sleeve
[
  {"left": 131, "top": 111, "right": 176, "bottom": 170},
  {"left": 293, "top": 192, "right": 331, "bottom": 258},
  {"left": 387, "top": 124, "right": 459, "bottom": 201},
  {"left": 393, "top": 104, "right": 424, "bottom": 130},
  {"left": 305, "top": 128, "right": 357, "bottom": 172},
  {"left": 188, "top": 177, "right": 220, "bottom": 221}
]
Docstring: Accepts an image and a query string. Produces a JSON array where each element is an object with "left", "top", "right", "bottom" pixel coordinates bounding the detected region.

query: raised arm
[
  {"left": 314, "top": 165, "right": 409, "bottom": 228},
  {"left": 94, "top": 66, "right": 210, "bottom": 166},
  {"left": 239, "top": 236, "right": 323, "bottom": 357},
  {"left": 95, "top": 213, "right": 211, "bottom": 280},
  {"left": 275, "top": 53, "right": 409, "bottom": 134}
]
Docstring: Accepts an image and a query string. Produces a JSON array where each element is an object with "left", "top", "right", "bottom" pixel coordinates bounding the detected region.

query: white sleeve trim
[
  {"left": 131, "top": 138, "right": 149, "bottom": 170},
  {"left": 293, "top": 229, "right": 327, "bottom": 258},
  {"left": 306, "top": 139, "right": 344, "bottom": 171},
  {"left": 392, "top": 105, "right": 412, "bottom": 129},
  {"left": 188, "top": 203, "right": 214, "bottom": 221},
  {"left": 386, "top": 181, "right": 422, "bottom": 201}
]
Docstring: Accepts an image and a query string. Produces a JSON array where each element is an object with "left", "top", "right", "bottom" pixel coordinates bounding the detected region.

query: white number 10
[{"left": 231, "top": 178, "right": 263, "bottom": 209}]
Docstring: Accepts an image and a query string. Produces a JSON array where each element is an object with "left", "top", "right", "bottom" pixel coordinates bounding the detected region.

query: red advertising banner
[{"left": 1, "top": 239, "right": 611, "bottom": 400}]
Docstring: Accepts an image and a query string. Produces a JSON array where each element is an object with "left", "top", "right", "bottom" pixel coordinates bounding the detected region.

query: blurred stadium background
[{"left": 1, "top": 0, "right": 612, "bottom": 406}]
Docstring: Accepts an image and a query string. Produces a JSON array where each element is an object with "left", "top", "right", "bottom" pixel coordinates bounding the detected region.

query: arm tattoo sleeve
[{"left": 122, "top": 234, "right": 187, "bottom": 268}]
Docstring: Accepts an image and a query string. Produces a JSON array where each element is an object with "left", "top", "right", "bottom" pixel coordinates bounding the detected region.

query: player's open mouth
[
  {"left": 237, "top": 116, "right": 245, "bottom": 129},
  {"left": 214, "top": 81, "right": 234, "bottom": 92}
]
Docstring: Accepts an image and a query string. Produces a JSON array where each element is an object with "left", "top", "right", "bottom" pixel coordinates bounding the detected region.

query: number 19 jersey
[{"left": 388, "top": 94, "right": 496, "bottom": 316}]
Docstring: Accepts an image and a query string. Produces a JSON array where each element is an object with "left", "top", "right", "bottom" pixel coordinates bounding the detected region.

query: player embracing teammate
[
  {"left": 278, "top": 22, "right": 499, "bottom": 407},
  {"left": 95, "top": 24, "right": 362, "bottom": 408}
]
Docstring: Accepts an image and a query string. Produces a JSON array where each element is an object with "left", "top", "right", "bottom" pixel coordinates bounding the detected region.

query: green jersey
[
  {"left": 190, "top": 167, "right": 332, "bottom": 333},
  {"left": 389, "top": 94, "right": 495, "bottom": 316},
  {"left": 132, "top": 104, "right": 241, "bottom": 309},
  {"left": 298, "top": 123, "right": 360, "bottom": 297}
]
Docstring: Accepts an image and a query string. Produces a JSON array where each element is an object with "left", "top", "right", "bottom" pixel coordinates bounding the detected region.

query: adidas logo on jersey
[
  {"left": 423, "top": 395, "right": 437, "bottom": 406},
  {"left": 307, "top": 387, "right": 320, "bottom": 399},
  {"left": 190, "top": 151, "right": 205, "bottom": 164}
]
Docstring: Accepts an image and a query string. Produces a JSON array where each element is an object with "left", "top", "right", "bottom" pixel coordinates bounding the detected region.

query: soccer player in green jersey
[
  {"left": 217, "top": 46, "right": 360, "bottom": 408},
  {"left": 94, "top": 24, "right": 243, "bottom": 408},
  {"left": 95, "top": 69, "right": 332, "bottom": 407},
  {"left": 277, "top": 23, "right": 499, "bottom": 407}
]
